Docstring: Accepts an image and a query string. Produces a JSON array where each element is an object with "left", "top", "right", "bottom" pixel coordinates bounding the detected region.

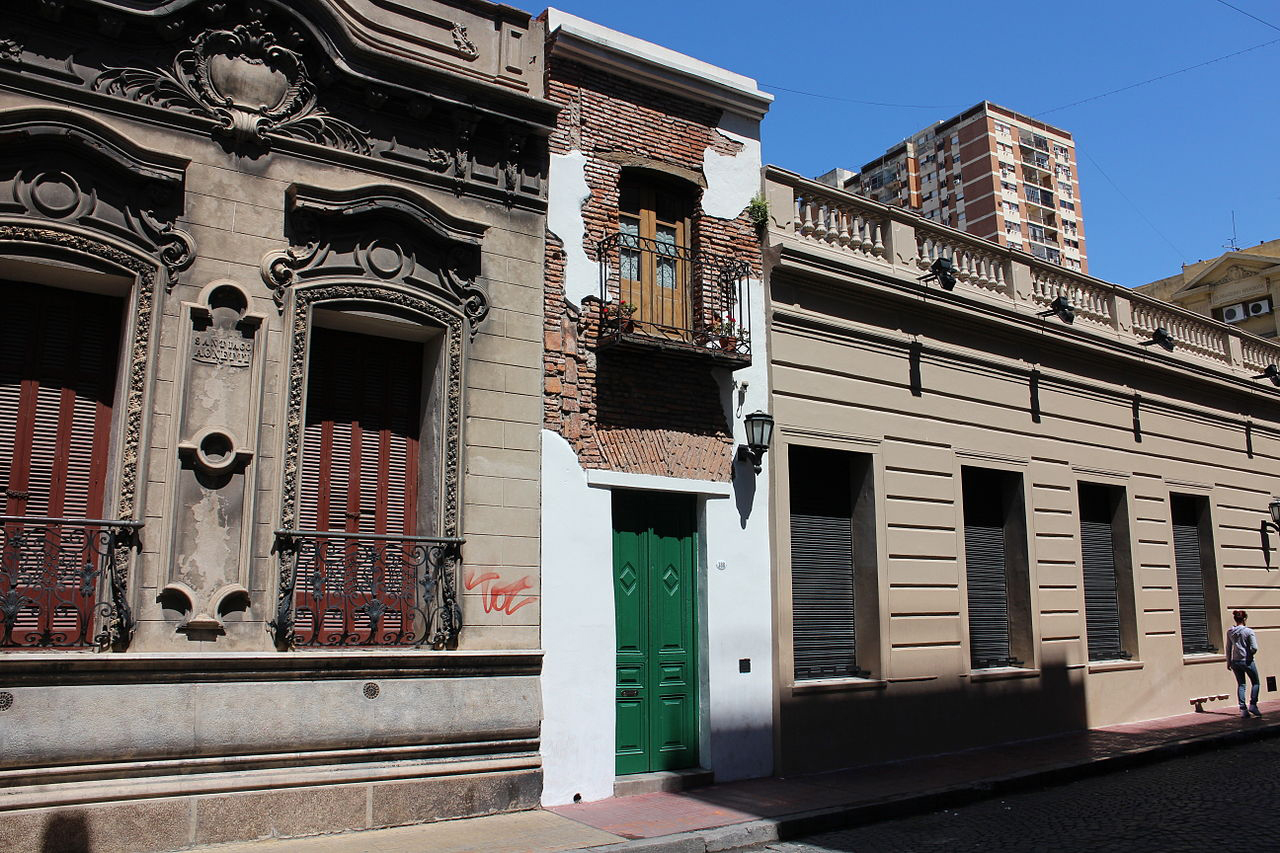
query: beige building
[
  {"left": 1136, "top": 239, "right": 1280, "bottom": 340},
  {"left": 821, "top": 101, "right": 1087, "bottom": 273},
  {"left": 760, "top": 168, "right": 1280, "bottom": 772},
  {"left": 1, "top": 0, "right": 553, "bottom": 848}
]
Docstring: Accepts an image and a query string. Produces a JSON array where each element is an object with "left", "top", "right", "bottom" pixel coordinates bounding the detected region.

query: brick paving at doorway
[{"left": 548, "top": 700, "right": 1280, "bottom": 841}]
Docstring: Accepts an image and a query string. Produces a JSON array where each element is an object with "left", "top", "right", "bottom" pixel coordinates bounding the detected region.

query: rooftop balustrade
[{"left": 764, "top": 166, "right": 1280, "bottom": 380}]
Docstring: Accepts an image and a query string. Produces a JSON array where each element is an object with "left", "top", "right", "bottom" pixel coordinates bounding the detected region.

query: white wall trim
[{"left": 585, "top": 468, "right": 733, "bottom": 497}]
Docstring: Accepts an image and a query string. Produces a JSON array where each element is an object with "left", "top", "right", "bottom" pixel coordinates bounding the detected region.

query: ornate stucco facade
[{"left": 0, "top": 0, "right": 553, "bottom": 847}]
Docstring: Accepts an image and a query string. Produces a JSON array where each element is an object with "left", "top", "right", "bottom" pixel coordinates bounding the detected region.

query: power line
[
  {"left": 1083, "top": 152, "right": 1187, "bottom": 269},
  {"left": 1035, "top": 36, "right": 1280, "bottom": 117},
  {"left": 1212, "top": 0, "right": 1280, "bottom": 32},
  {"left": 758, "top": 83, "right": 966, "bottom": 110}
]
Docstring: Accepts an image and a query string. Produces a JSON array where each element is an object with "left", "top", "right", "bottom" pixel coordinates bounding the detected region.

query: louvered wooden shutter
[
  {"left": 0, "top": 281, "right": 121, "bottom": 647},
  {"left": 1080, "top": 517, "right": 1126, "bottom": 661},
  {"left": 789, "top": 447, "right": 860, "bottom": 680},
  {"left": 965, "top": 522, "right": 1012, "bottom": 668},
  {"left": 1172, "top": 497, "right": 1213, "bottom": 654},
  {"left": 295, "top": 326, "right": 423, "bottom": 644}
]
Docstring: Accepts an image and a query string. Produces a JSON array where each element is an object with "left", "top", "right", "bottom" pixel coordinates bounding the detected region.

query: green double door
[{"left": 612, "top": 490, "right": 699, "bottom": 775}]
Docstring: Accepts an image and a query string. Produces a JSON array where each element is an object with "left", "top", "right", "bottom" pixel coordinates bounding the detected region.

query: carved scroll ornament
[{"left": 93, "top": 19, "right": 370, "bottom": 154}]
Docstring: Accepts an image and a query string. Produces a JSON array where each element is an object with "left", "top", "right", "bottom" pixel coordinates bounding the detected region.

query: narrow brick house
[{"left": 536, "top": 10, "right": 775, "bottom": 803}]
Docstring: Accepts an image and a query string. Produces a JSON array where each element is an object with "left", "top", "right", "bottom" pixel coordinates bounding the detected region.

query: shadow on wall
[
  {"left": 769, "top": 652, "right": 1088, "bottom": 778},
  {"left": 41, "top": 811, "right": 90, "bottom": 853}
]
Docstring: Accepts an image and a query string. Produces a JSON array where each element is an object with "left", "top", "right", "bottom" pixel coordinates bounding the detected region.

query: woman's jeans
[{"left": 1232, "top": 661, "right": 1260, "bottom": 709}]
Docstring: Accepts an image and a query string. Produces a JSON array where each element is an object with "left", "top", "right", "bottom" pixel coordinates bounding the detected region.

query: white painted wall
[
  {"left": 539, "top": 430, "right": 616, "bottom": 806},
  {"left": 547, "top": 150, "right": 594, "bottom": 308}
]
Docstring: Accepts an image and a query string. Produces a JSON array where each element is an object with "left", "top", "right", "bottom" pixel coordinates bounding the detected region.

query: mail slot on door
[{"left": 619, "top": 689, "right": 639, "bottom": 698}]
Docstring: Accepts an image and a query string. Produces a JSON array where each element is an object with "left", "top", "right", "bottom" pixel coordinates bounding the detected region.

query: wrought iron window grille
[
  {"left": 270, "top": 529, "right": 463, "bottom": 650},
  {"left": 596, "top": 232, "right": 753, "bottom": 363},
  {"left": 0, "top": 516, "right": 141, "bottom": 651}
]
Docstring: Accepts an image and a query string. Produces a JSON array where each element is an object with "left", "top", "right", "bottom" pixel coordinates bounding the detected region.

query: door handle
[{"left": 619, "top": 689, "right": 639, "bottom": 698}]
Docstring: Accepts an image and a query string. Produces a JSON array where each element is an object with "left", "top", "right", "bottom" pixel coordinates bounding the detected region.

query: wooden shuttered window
[
  {"left": 1079, "top": 483, "right": 1129, "bottom": 661},
  {"left": 963, "top": 468, "right": 1017, "bottom": 669},
  {"left": 1171, "top": 494, "right": 1215, "bottom": 655},
  {"left": 789, "top": 446, "right": 862, "bottom": 680},
  {"left": 0, "top": 280, "right": 122, "bottom": 646},
  {"left": 295, "top": 326, "right": 424, "bottom": 644}
]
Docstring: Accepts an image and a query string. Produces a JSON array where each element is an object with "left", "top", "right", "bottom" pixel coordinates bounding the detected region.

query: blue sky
[{"left": 545, "top": 1, "right": 1280, "bottom": 287}]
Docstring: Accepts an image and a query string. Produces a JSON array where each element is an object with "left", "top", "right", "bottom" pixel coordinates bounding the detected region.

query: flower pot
[{"left": 718, "top": 335, "right": 738, "bottom": 352}]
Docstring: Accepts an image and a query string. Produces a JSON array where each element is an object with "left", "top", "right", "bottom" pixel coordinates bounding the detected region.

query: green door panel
[{"left": 613, "top": 490, "right": 698, "bottom": 775}]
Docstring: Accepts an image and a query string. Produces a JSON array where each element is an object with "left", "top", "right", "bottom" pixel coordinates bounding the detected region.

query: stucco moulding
[
  {"left": 1, "top": 1, "right": 551, "bottom": 206},
  {"left": 0, "top": 107, "right": 195, "bottom": 289},
  {"left": 260, "top": 182, "right": 490, "bottom": 333}
]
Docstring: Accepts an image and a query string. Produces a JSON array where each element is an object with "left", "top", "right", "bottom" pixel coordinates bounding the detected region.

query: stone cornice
[{"left": 545, "top": 7, "right": 773, "bottom": 121}]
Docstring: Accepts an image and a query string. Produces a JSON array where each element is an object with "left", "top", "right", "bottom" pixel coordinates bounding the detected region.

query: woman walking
[{"left": 1227, "top": 609, "right": 1262, "bottom": 718}]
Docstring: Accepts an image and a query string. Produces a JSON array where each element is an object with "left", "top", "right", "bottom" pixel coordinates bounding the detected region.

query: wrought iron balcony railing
[
  {"left": 0, "top": 516, "right": 141, "bottom": 650},
  {"left": 271, "top": 529, "right": 463, "bottom": 649},
  {"left": 596, "top": 232, "right": 753, "bottom": 363}
]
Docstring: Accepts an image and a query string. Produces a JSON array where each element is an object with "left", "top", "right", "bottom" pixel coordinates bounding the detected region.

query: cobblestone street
[{"left": 767, "top": 736, "right": 1280, "bottom": 853}]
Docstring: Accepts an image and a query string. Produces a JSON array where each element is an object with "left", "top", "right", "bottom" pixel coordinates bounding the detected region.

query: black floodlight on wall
[
  {"left": 1037, "top": 295, "right": 1075, "bottom": 324},
  {"left": 1261, "top": 498, "right": 1280, "bottom": 568},
  {"left": 1140, "top": 327, "right": 1176, "bottom": 351},
  {"left": 917, "top": 257, "right": 957, "bottom": 291},
  {"left": 737, "top": 410, "right": 775, "bottom": 474},
  {"left": 1253, "top": 364, "right": 1280, "bottom": 386}
]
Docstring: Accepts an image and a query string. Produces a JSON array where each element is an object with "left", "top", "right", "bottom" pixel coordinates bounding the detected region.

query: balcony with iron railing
[
  {"left": 271, "top": 529, "right": 462, "bottom": 649},
  {"left": 1, "top": 516, "right": 140, "bottom": 650},
  {"left": 763, "top": 165, "right": 1280, "bottom": 377},
  {"left": 596, "top": 232, "right": 754, "bottom": 366}
]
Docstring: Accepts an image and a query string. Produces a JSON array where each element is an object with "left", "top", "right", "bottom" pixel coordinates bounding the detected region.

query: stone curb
[{"left": 561, "top": 719, "right": 1280, "bottom": 853}]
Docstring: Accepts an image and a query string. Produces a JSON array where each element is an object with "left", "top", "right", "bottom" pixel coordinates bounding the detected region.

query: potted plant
[
  {"left": 603, "top": 300, "right": 636, "bottom": 333},
  {"left": 709, "top": 314, "right": 741, "bottom": 352}
]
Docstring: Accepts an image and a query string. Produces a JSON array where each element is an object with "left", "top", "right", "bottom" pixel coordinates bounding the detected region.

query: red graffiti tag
[{"left": 464, "top": 570, "right": 538, "bottom": 615}]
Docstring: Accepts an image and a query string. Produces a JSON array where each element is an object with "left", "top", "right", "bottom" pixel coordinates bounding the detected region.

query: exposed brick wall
[{"left": 543, "top": 56, "right": 762, "bottom": 481}]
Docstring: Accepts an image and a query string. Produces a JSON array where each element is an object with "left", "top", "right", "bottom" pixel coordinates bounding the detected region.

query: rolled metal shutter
[
  {"left": 965, "top": 522, "right": 1012, "bottom": 668},
  {"left": 791, "top": 510, "right": 858, "bottom": 680},
  {"left": 1081, "top": 518, "right": 1126, "bottom": 660},
  {"left": 1173, "top": 518, "right": 1213, "bottom": 654}
]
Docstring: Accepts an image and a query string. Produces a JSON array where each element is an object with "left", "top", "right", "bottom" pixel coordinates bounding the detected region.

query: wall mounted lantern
[
  {"left": 1260, "top": 497, "right": 1280, "bottom": 569},
  {"left": 1037, "top": 295, "right": 1075, "bottom": 324},
  {"left": 917, "top": 257, "right": 956, "bottom": 291},
  {"left": 1140, "top": 327, "right": 1176, "bottom": 351},
  {"left": 737, "top": 410, "right": 775, "bottom": 474},
  {"left": 1253, "top": 364, "right": 1280, "bottom": 386}
]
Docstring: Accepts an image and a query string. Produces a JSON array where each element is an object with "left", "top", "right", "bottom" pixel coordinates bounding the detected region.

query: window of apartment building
[
  {"left": 1, "top": 280, "right": 124, "bottom": 647},
  {"left": 1003, "top": 201, "right": 1020, "bottom": 216},
  {"left": 995, "top": 121, "right": 1011, "bottom": 136},
  {"left": 1005, "top": 221, "right": 1022, "bottom": 236},
  {"left": 1064, "top": 238, "right": 1080, "bottom": 249},
  {"left": 1170, "top": 494, "right": 1221, "bottom": 655},
  {"left": 963, "top": 467, "right": 1033, "bottom": 669},
  {"left": 1063, "top": 222, "right": 1078, "bottom": 237},
  {"left": 1001, "top": 181, "right": 1018, "bottom": 193},
  {"left": 1060, "top": 200, "right": 1075, "bottom": 212},
  {"left": 1058, "top": 181, "right": 1073, "bottom": 198},
  {"left": 1065, "top": 258, "right": 1081, "bottom": 270},
  {"left": 789, "top": 445, "right": 879, "bottom": 681},
  {"left": 618, "top": 174, "right": 696, "bottom": 337},
  {"left": 1053, "top": 144, "right": 1069, "bottom": 157},
  {"left": 1078, "top": 482, "right": 1138, "bottom": 662}
]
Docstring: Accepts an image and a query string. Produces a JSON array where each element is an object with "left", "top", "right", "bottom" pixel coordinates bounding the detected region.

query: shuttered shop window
[
  {"left": 1079, "top": 484, "right": 1128, "bottom": 661},
  {"left": 295, "top": 327, "right": 424, "bottom": 643},
  {"left": 963, "top": 468, "right": 1015, "bottom": 669},
  {"left": 1, "top": 280, "right": 122, "bottom": 646},
  {"left": 1171, "top": 494, "right": 1214, "bottom": 654},
  {"left": 789, "top": 446, "right": 860, "bottom": 680}
]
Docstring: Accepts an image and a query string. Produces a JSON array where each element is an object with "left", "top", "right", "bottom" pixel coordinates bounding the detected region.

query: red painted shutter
[
  {"left": 1, "top": 281, "right": 121, "bottom": 647},
  {"left": 295, "top": 327, "right": 423, "bottom": 644}
]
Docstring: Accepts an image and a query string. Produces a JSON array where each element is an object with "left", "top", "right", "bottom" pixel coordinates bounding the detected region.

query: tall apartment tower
[{"left": 820, "top": 101, "right": 1087, "bottom": 273}]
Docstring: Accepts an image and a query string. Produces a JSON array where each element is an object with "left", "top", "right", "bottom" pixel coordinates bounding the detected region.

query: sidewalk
[{"left": 186, "top": 699, "right": 1280, "bottom": 853}]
